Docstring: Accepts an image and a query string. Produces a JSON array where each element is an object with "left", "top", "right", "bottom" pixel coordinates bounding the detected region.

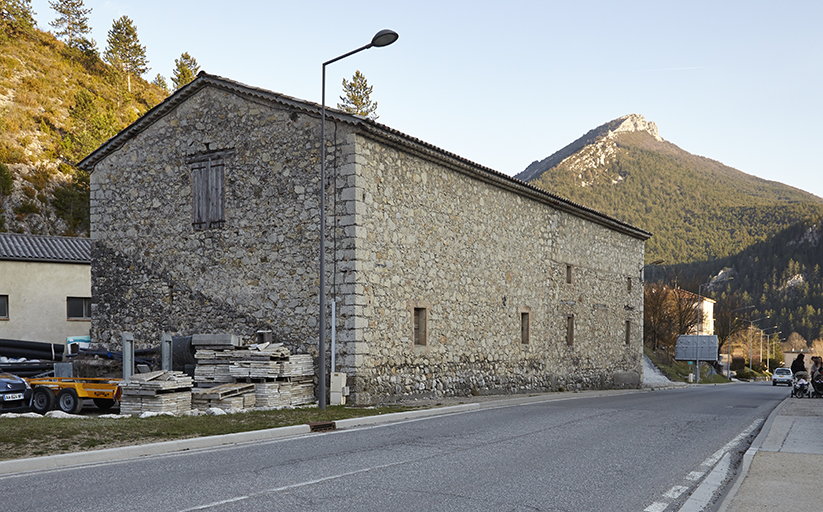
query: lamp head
[{"left": 371, "top": 29, "right": 399, "bottom": 47}]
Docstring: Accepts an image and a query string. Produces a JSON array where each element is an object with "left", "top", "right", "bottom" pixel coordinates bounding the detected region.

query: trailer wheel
[
  {"left": 31, "top": 387, "right": 55, "bottom": 414},
  {"left": 92, "top": 398, "right": 115, "bottom": 410},
  {"left": 56, "top": 388, "right": 83, "bottom": 414}
]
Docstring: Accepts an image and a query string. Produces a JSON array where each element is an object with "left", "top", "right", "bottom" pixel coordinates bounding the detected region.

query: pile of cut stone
[
  {"left": 120, "top": 371, "right": 193, "bottom": 415},
  {"left": 193, "top": 334, "right": 314, "bottom": 409}
]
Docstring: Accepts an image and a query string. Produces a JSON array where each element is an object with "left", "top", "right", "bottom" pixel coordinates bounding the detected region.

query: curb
[
  {"left": 0, "top": 424, "right": 311, "bottom": 476},
  {"left": 715, "top": 396, "right": 789, "bottom": 512},
  {"left": 0, "top": 388, "right": 645, "bottom": 476}
]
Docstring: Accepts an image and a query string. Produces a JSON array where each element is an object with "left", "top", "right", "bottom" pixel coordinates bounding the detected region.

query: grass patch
[
  {"left": 0, "top": 405, "right": 410, "bottom": 461},
  {"left": 644, "top": 346, "right": 731, "bottom": 384}
]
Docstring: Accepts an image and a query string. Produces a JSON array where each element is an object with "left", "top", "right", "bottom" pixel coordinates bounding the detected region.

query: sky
[{"left": 30, "top": 0, "right": 823, "bottom": 199}]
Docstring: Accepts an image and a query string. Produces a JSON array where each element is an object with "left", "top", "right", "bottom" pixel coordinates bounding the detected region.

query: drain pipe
[{"left": 331, "top": 301, "right": 336, "bottom": 373}]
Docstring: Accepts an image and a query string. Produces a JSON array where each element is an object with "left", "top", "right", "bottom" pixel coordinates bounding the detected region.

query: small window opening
[
  {"left": 566, "top": 265, "right": 573, "bottom": 284},
  {"left": 521, "top": 312, "right": 530, "bottom": 345},
  {"left": 625, "top": 320, "right": 631, "bottom": 345},
  {"left": 566, "top": 315, "right": 574, "bottom": 346},
  {"left": 627, "top": 277, "right": 632, "bottom": 293},
  {"left": 0, "top": 295, "right": 8, "bottom": 319},
  {"left": 413, "top": 307, "right": 427, "bottom": 346}
]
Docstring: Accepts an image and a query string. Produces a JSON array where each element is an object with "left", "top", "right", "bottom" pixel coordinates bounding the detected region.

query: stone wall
[
  {"left": 89, "top": 86, "right": 347, "bottom": 354},
  {"left": 334, "top": 132, "right": 645, "bottom": 404},
  {"left": 87, "top": 78, "right": 646, "bottom": 404}
]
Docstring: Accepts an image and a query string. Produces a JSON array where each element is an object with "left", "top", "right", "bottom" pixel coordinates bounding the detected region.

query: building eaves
[
  {"left": 77, "top": 72, "right": 652, "bottom": 242},
  {"left": 0, "top": 233, "right": 91, "bottom": 264}
]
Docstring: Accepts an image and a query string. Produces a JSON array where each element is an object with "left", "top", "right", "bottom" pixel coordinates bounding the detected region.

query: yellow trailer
[{"left": 26, "top": 377, "right": 122, "bottom": 414}]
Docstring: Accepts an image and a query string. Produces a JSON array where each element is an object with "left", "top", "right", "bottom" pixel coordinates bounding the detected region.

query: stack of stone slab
[
  {"left": 120, "top": 371, "right": 193, "bottom": 415},
  {"left": 193, "top": 338, "right": 315, "bottom": 408},
  {"left": 191, "top": 382, "right": 256, "bottom": 411},
  {"left": 192, "top": 334, "right": 242, "bottom": 386}
]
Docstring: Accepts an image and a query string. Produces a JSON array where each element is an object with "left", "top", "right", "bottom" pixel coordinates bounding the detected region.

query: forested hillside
[
  {"left": 519, "top": 114, "right": 823, "bottom": 345},
  {"left": 0, "top": 1, "right": 168, "bottom": 235},
  {"left": 521, "top": 124, "right": 823, "bottom": 265}
]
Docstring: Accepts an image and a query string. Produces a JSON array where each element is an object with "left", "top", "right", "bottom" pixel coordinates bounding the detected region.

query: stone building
[{"left": 79, "top": 72, "right": 651, "bottom": 404}]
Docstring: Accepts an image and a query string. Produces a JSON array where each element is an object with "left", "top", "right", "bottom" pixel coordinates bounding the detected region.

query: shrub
[
  {"left": 23, "top": 166, "right": 54, "bottom": 190},
  {"left": 0, "top": 162, "right": 12, "bottom": 196},
  {"left": 0, "top": 140, "right": 26, "bottom": 164},
  {"left": 13, "top": 200, "right": 39, "bottom": 216}
]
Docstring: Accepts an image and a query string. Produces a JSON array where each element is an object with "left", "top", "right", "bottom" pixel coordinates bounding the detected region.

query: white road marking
[{"left": 664, "top": 486, "right": 689, "bottom": 499}]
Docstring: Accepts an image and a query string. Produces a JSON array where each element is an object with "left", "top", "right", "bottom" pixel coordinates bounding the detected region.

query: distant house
[
  {"left": 79, "top": 72, "right": 651, "bottom": 404},
  {"left": 0, "top": 233, "right": 92, "bottom": 346},
  {"left": 675, "top": 289, "right": 716, "bottom": 335}
]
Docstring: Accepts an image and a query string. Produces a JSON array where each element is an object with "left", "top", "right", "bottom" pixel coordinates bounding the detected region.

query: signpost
[{"left": 675, "top": 335, "right": 719, "bottom": 383}]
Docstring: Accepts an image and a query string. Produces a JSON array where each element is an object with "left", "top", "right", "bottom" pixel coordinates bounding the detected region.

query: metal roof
[
  {"left": 77, "top": 72, "right": 652, "bottom": 242},
  {"left": 0, "top": 233, "right": 91, "bottom": 264}
]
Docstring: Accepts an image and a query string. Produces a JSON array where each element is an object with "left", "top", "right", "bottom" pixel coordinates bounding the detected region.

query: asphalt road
[{"left": 0, "top": 383, "right": 788, "bottom": 511}]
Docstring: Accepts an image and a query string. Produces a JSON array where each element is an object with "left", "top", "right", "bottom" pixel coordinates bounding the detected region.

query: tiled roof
[
  {"left": 78, "top": 72, "right": 652, "bottom": 242},
  {"left": 0, "top": 233, "right": 91, "bottom": 264}
]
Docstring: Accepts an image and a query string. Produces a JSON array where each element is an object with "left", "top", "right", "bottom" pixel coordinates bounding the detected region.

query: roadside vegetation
[{"left": 0, "top": 404, "right": 411, "bottom": 461}]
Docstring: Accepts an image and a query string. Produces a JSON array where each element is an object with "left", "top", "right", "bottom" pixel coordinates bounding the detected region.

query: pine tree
[
  {"left": 49, "top": 0, "right": 92, "bottom": 49},
  {"left": 104, "top": 16, "right": 148, "bottom": 93},
  {"left": 171, "top": 52, "right": 199, "bottom": 90},
  {"left": 0, "top": 0, "right": 35, "bottom": 34},
  {"left": 151, "top": 73, "right": 169, "bottom": 94},
  {"left": 337, "top": 70, "right": 379, "bottom": 120}
]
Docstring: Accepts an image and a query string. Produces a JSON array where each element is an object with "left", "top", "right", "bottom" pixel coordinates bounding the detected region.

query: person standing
[{"left": 790, "top": 353, "right": 807, "bottom": 376}]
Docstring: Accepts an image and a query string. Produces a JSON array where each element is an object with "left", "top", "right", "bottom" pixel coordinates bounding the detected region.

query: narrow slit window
[
  {"left": 625, "top": 320, "right": 632, "bottom": 345},
  {"left": 566, "top": 265, "right": 573, "bottom": 284},
  {"left": 413, "top": 307, "right": 427, "bottom": 346},
  {"left": 521, "top": 312, "right": 530, "bottom": 345},
  {"left": 566, "top": 315, "right": 574, "bottom": 346},
  {"left": 627, "top": 277, "right": 632, "bottom": 293}
]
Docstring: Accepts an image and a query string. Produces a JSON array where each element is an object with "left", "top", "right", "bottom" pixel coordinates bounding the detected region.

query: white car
[{"left": 772, "top": 367, "right": 793, "bottom": 386}]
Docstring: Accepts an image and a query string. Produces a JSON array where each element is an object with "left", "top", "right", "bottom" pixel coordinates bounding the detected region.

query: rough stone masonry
[{"left": 80, "top": 73, "right": 651, "bottom": 405}]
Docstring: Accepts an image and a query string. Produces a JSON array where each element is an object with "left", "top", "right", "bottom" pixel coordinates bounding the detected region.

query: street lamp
[
  {"left": 728, "top": 305, "right": 754, "bottom": 379},
  {"left": 748, "top": 316, "right": 769, "bottom": 371},
  {"left": 642, "top": 259, "right": 665, "bottom": 283},
  {"left": 763, "top": 328, "right": 780, "bottom": 372},
  {"left": 697, "top": 277, "right": 731, "bottom": 335},
  {"left": 319, "top": 29, "right": 399, "bottom": 409}
]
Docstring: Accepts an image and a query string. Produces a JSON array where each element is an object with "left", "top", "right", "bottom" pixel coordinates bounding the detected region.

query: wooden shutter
[
  {"left": 191, "top": 158, "right": 225, "bottom": 230},
  {"left": 207, "top": 159, "right": 225, "bottom": 228}
]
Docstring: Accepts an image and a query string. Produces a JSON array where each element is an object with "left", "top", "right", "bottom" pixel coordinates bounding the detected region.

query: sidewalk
[{"left": 719, "top": 395, "right": 823, "bottom": 511}]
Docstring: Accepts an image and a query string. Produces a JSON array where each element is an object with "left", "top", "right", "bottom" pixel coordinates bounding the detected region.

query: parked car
[
  {"left": 0, "top": 371, "right": 32, "bottom": 413},
  {"left": 772, "top": 367, "right": 793, "bottom": 386}
]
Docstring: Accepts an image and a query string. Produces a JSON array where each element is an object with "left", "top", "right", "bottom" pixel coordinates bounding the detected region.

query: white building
[{"left": 0, "top": 233, "right": 91, "bottom": 346}]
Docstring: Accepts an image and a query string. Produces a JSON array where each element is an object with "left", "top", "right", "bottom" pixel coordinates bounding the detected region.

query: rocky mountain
[
  {"left": 516, "top": 114, "right": 823, "bottom": 266},
  {"left": 518, "top": 114, "right": 823, "bottom": 343}
]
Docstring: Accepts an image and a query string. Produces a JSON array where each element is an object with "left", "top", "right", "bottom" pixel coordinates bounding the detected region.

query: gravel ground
[{"left": 643, "top": 355, "right": 674, "bottom": 385}]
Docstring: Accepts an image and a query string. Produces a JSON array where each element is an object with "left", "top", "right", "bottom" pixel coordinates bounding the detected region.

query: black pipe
[
  {"left": 0, "top": 347, "right": 63, "bottom": 361},
  {"left": 0, "top": 338, "right": 64, "bottom": 354}
]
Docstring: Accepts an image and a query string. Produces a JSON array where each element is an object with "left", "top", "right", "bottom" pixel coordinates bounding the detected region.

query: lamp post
[
  {"left": 697, "top": 277, "right": 731, "bottom": 335},
  {"left": 748, "top": 316, "right": 769, "bottom": 371},
  {"left": 319, "top": 29, "right": 398, "bottom": 410},
  {"left": 764, "top": 329, "right": 780, "bottom": 372},
  {"left": 728, "top": 305, "right": 754, "bottom": 379},
  {"left": 642, "top": 259, "right": 665, "bottom": 283}
]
